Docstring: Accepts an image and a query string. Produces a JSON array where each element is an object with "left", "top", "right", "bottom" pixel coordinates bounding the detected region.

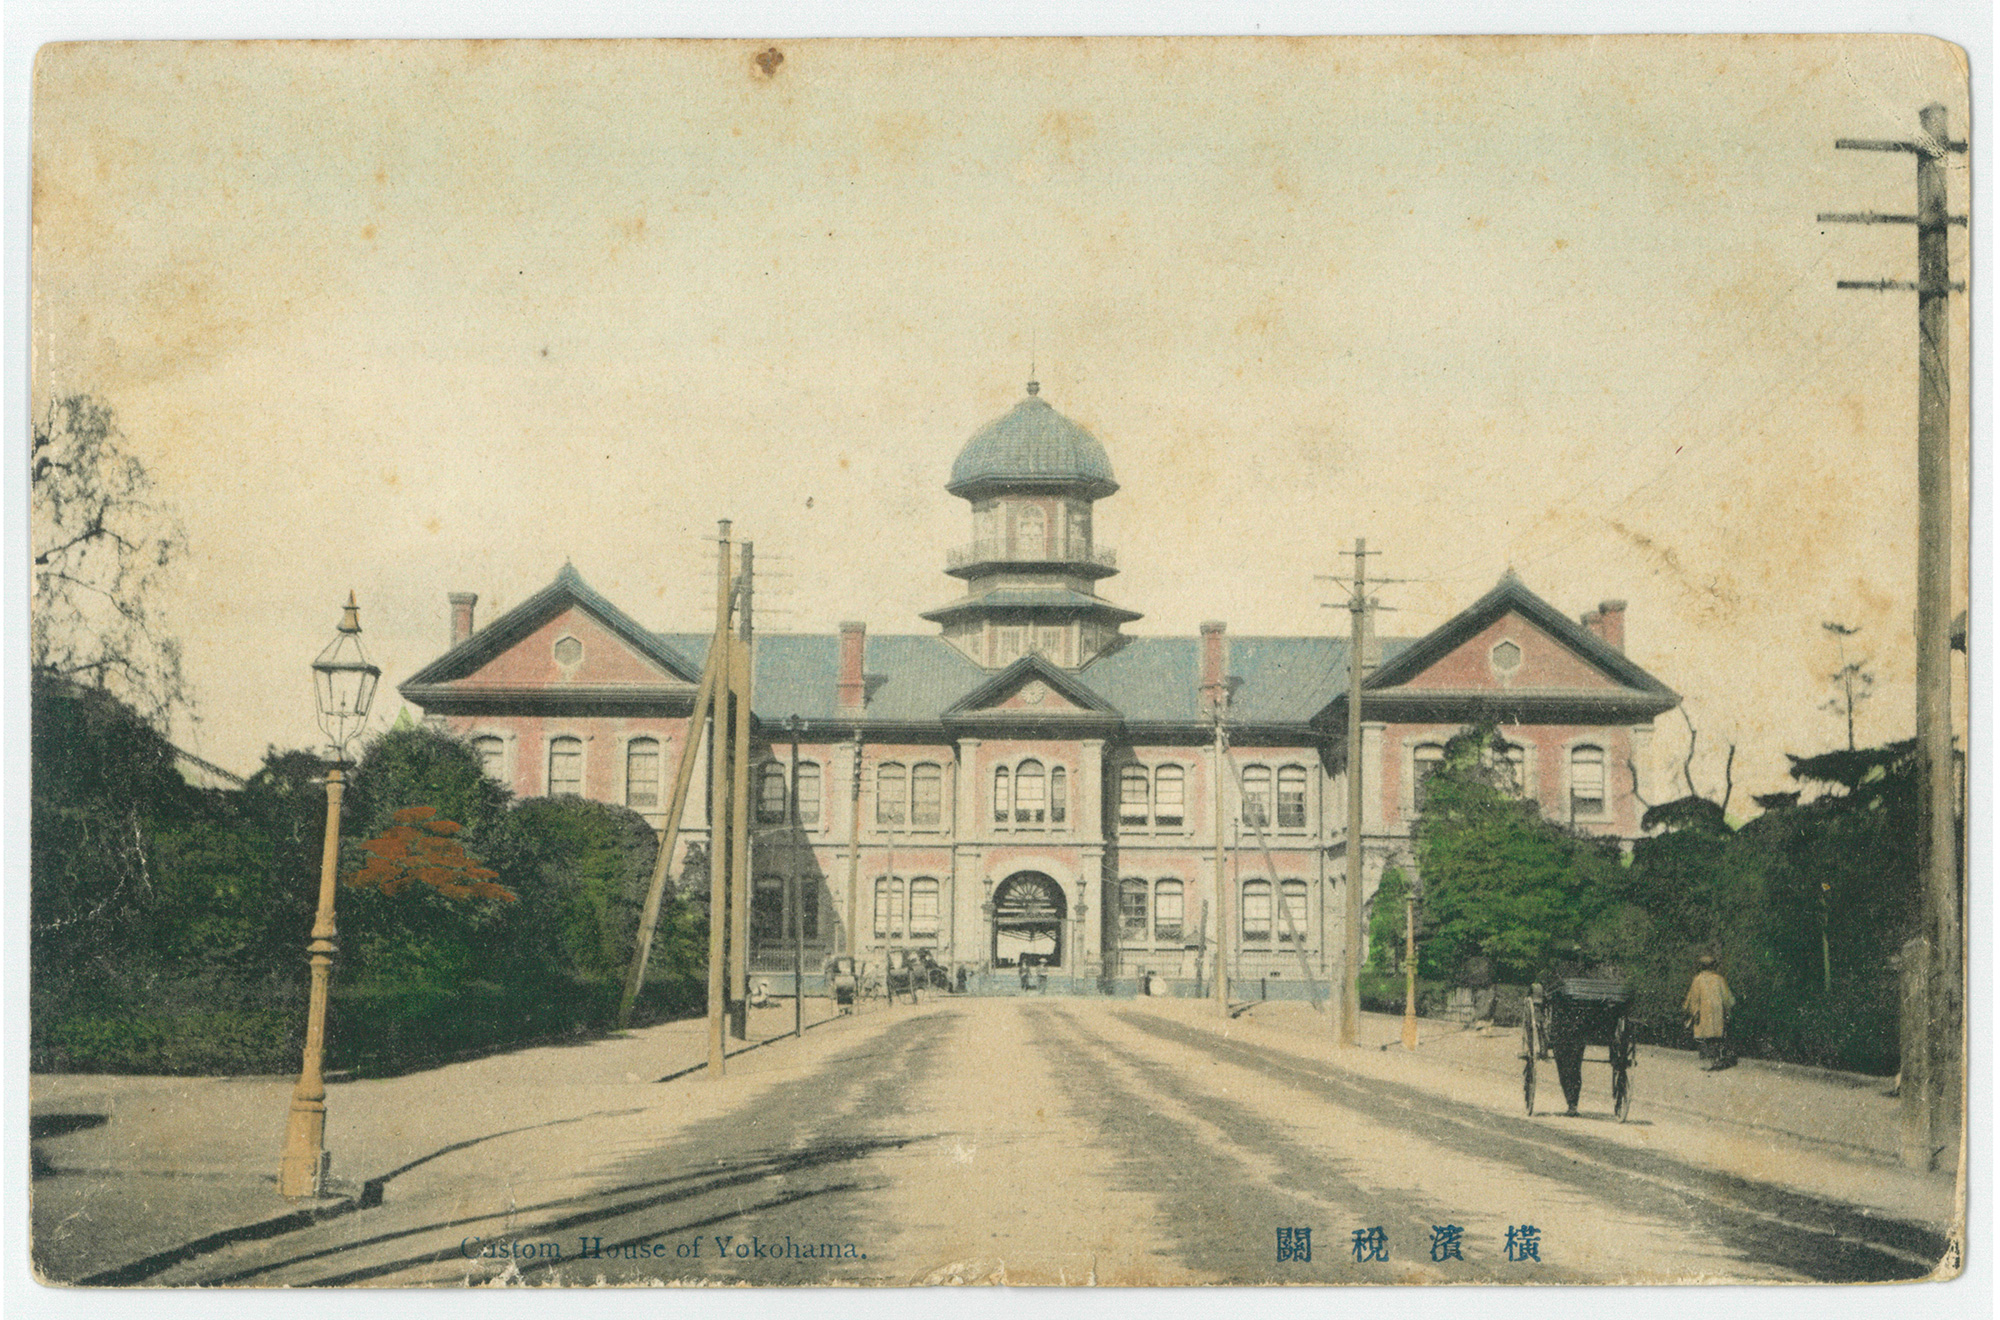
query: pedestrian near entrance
[{"left": 1684, "top": 955, "right": 1735, "bottom": 1070}]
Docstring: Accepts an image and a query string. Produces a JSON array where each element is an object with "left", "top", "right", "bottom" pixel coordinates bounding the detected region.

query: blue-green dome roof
[{"left": 947, "top": 384, "right": 1118, "bottom": 498}]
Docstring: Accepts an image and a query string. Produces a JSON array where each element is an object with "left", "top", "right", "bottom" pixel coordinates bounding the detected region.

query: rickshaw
[{"left": 1521, "top": 973, "right": 1636, "bottom": 1121}]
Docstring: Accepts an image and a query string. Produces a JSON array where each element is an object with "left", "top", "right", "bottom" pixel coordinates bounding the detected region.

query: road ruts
[
  {"left": 190, "top": 1009, "right": 961, "bottom": 1286},
  {"left": 1105, "top": 1008, "right": 1948, "bottom": 1283}
]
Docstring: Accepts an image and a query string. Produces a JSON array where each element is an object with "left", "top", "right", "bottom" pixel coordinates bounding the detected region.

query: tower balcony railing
[{"left": 946, "top": 540, "right": 1117, "bottom": 571}]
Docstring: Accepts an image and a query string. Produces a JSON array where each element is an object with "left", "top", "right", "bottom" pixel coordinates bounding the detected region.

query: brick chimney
[
  {"left": 838, "top": 621, "right": 867, "bottom": 711},
  {"left": 1582, "top": 599, "right": 1627, "bottom": 652},
  {"left": 449, "top": 592, "right": 478, "bottom": 646},
  {"left": 1200, "top": 621, "right": 1227, "bottom": 711}
]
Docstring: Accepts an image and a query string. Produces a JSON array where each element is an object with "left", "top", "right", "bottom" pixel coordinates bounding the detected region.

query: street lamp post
[{"left": 279, "top": 593, "right": 381, "bottom": 1199}]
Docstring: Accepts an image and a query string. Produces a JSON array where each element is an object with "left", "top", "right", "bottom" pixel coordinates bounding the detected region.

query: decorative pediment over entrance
[{"left": 945, "top": 653, "right": 1120, "bottom": 721}]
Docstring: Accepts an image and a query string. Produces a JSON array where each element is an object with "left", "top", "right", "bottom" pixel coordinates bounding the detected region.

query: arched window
[
  {"left": 1154, "top": 765, "right": 1184, "bottom": 827},
  {"left": 909, "top": 878, "right": 940, "bottom": 938},
  {"left": 911, "top": 763, "right": 943, "bottom": 827},
  {"left": 873, "top": 877, "right": 905, "bottom": 938},
  {"left": 472, "top": 736, "right": 506, "bottom": 780},
  {"left": 794, "top": 762, "right": 822, "bottom": 826},
  {"left": 1241, "top": 879, "right": 1273, "bottom": 942},
  {"left": 1491, "top": 741, "right": 1527, "bottom": 793},
  {"left": 1049, "top": 766, "right": 1068, "bottom": 825},
  {"left": 1279, "top": 880, "right": 1309, "bottom": 943},
  {"left": 625, "top": 738, "right": 661, "bottom": 809},
  {"left": 1241, "top": 765, "right": 1272, "bottom": 829},
  {"left": 1571, "top": 745, "right": 1606, "bottom": 817},
  {"left": 1413, "top": 742, "right": 1447, "bottom": 808},
  {"left": 993, "top": 766, "right": 1011, "bottom": 824},
  {"left": 1017, "top": 503, "right": 1046, "bottom": 556},
  {"left": 1119, "top": 878, "right": 1149, "bottom": 938},
  {"left": 548, "top": 736, "right": 583, "bottom": 796},
  {"left": 876, "top": 762, "right": 907, "bottom": 826},
  {"left": 1277, "top": 765, "right": 1308, "bottom": 829},
  {"left": 1154, "top": 880, "right": 1185, "bottom": 941},
  {"left": 1119, "top": 765, "right": 1150, "bottom": 826},
  {"left": 1014, "top": 759, "right": 1046, "bottom": 824},
  {"left": 756, "top": 762, "right": 789, "bottom": 823},
  {"left": 752, "top": 874, "right": 785, "bottom": 944}
]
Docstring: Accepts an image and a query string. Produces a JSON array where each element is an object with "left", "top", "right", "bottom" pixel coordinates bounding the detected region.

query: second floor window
[
  {"left": 1571, "top": 745, "right": 1606, "bottom": 817},
  {"left": 626, "top": 738, "right": 660, "bottom": 809},
  {"left": 1241, "top": 765, "right": 1272, "bottom": 829},
  {"left": 911, "top": 763, "right": 943, "bottom": 827},
  {"left": 1119, "top": 765, "right": 1150, "bottom": 825},
  {"left": 794, "top": 762, "right": 822, "bottom": 826},
  {"left": 473, "top": 736, "right": 505, "bottom": 780},
  {"left": 1413, "top": 743, "right": 1447, "bottom": 808},
  {"left": 1155, "top": 765, "right": 1185, "bottom": 827},
  {"left": 1277, "top": 765, "right": 1307, "bottom": 829},
  {"left": 548, "top": 737, "right": 583, "bottom": 796},
  {"left": 877, "top": 763, "right": 907, "bottom": 826},
  {"left": 1049, "top": 766, "right": 1067, "bottom": 824},
  {"left": 756, "top": 762, "right": 788, "bottom": 823},
  {"left": 993, "top": 766, "right": 1011, "bottom": 822},
  {"left": 1014, "top": 760, "right": 1046, "bottom": 824}
]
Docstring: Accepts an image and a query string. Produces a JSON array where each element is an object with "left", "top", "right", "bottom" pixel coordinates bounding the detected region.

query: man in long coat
[{"left": 1684, "top": 954, "right": 1735, "bottom": 1070}]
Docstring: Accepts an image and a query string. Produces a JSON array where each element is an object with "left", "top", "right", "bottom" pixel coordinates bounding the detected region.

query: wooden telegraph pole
[
  {"left": 1819, "top": 104, "right": 1964, "bottom": 1171},
  {"left": 706, "top": 523, "right": 735, "bottom": 1077},
  {"left": 1210, "top": 701, "right": 1230, "bottom": 1015},
  {"left": 1342, "top": 540, "right": 1369, "bottom": 1046},
  {"left": 728, "top": 543, "right": 755, "bottom": 1041}
]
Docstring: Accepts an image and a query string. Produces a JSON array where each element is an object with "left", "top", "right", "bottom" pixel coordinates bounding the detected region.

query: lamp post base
[{"left": 279, "top": 1097, "right": 329, "bottom": 1199}]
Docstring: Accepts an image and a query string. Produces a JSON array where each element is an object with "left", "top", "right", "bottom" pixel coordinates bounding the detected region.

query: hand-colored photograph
[{"left": 26, "top": 35, "right": 1969, "bottom": 1287}]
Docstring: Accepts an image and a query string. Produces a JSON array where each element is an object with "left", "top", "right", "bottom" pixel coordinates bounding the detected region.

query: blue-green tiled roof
[{"left": 947, "top": 391, "right": 1118, "bottom": 496}]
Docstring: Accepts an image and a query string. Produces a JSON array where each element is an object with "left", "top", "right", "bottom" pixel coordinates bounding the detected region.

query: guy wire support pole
[
  {"left": 706, "top": 522, "right": 734, "bottom": 1079},
  {"left": 1403, "top": 885, "right": 1419, "bottom": 1052},
  {"left": 1211, "top": 705, "right": 1229, "bottom": 1015},
  {"left": 618, "top": 600, "right": 724, "bottom": 1029},
  {"left": 845, "top": 729, "right": 863, "bottom": 970},
  {"left": 729, "top": 543, "right": 754, "bottom": 1041},
  {"left": 1820, "top": 104, "right": 1965, "bottom": 1173},
  {"left": 1343, "top": 538, "right": 1368, "bottom": 1046},
  {"left": 789, "top": 718, "right": 805, "bottom": 1039}
]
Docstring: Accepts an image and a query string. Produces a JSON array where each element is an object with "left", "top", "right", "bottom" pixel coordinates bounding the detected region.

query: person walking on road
[{"left": 1684, "top": 954, "right": 1735, "bottom": 1071}]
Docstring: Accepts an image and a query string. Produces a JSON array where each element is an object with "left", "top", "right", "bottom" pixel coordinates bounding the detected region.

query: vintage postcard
[{"left": 25, "top": 35, "right": 1971, "bottom": 1290}]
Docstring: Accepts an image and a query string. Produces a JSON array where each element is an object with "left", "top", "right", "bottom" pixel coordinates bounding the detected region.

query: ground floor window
[
  {"left": 1154, "top": 880, "right": 1184, "bottom": 941},
  {"left": 910, "top": 878, "right": 940, "bottom": 938},
  {"left": 1279, "top": 879, "right": 1309, "bottom": 942},
  {"left": 752, "top": 875, "right": 785, "bottom": 944},
  {"left": 874, "top": 878, "right": 905, "bottom": 938},
  {"left": 1119, "top": 878, "right": 1148, "bottom": 938}
]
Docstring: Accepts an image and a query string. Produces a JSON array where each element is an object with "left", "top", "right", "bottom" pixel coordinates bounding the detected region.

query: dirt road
[{"left": 148, "top": 998, "right": 1950, "bottom": 1286}]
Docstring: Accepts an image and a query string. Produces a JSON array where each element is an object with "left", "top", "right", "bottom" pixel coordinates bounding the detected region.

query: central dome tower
[{"left": 925, "top": 381, "right": 1140, "bottom": 668}]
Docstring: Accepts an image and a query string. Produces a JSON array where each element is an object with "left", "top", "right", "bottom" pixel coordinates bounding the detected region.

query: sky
[{"left": 28, "top": 35, "right": 1973, "bottom": 805}]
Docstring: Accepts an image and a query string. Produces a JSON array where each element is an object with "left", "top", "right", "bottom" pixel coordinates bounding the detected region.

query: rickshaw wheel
[
  {"left": 1521, "top": 1016, "right": 1537, "bottom": 1116},
  {"left": 1612, "top": 1019, "right": 1634, "bottom": 1123}
]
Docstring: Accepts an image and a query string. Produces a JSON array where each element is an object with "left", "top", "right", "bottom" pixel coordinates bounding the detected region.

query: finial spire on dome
[{"left": 1026, "top": 379, "right": 1039, "bottom": 395}]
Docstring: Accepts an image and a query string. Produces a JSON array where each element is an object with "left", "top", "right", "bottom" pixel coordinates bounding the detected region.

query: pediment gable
[
  {"left": 945, "top": 654, "right": 1119, "bottom": 719},
  {"left": 1390, "top": 610, "right": 1627, "bottom": 694}
]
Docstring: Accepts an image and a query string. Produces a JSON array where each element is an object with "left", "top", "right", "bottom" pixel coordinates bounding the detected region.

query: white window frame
[
  {"left": 624, "top": 735, "right": 664, "bottom": 811},
  {"left": 547, "top": 733, "right": 586, "bottom": 797},
  {"left": 1564, "top": 737, "right": 1613, "bottom": 823}
]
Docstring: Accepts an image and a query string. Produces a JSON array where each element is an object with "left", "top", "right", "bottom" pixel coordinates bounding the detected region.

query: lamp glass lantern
[{"left": 313, "top": 593, "right": 381, "bottom": 757}]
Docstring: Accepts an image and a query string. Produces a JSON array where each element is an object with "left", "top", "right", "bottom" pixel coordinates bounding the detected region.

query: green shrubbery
[{"left": 31, "top": 677, "right": 707, "bottom": 1077}]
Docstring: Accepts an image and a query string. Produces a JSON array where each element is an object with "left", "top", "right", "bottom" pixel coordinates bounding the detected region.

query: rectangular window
[
  {"left": 909, "top": 879, "right": 940, "bottom": 938},
  {"left": 1120, "top": 766, "right": 1150, "bottom": 826},
  {"left": 1049, "top": 766, "right": 1067, "bottom": 825},
  {"left": 794, "top": 762, "right": 822, "bottom": 826},
  {"left": 1154, "top": 765, "right": 1184, "bottom": 828},
  {"left": 911, "top": 764, "right": 943, "bottom": 827},
  {"left": 474, "top": 736, "right": 506, "bottom": 780},
  {"left": 757, "top": 763, "right": 788, "bottom": 823},
  {"left": 1277, "top": 766, "right": 1307, "bottom": 830},
  {"left": 993, "top": 767, "right": 1011, "bottom": 825},
  {"left": 1571, "top": 746, "right": 1606, "bottom": 817},
  {"left": 1154, "top": 880, "right": 1185, "bottom": 941}
]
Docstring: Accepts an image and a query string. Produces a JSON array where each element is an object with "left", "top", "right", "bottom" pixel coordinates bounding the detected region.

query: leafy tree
[
  {"left": 1366, "top": 866, "right": 1410, "bottom": 972},
  {"left": 31, "top": 395, "right": 187, "bottom": 727},
  {"left": 1412, "top": 724, "right": 1620, "bottom": 983}
]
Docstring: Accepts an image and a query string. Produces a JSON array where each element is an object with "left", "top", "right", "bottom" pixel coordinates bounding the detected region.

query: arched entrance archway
[{"left": 992, "top": 873, "right": 1066, "bottom": 969}]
